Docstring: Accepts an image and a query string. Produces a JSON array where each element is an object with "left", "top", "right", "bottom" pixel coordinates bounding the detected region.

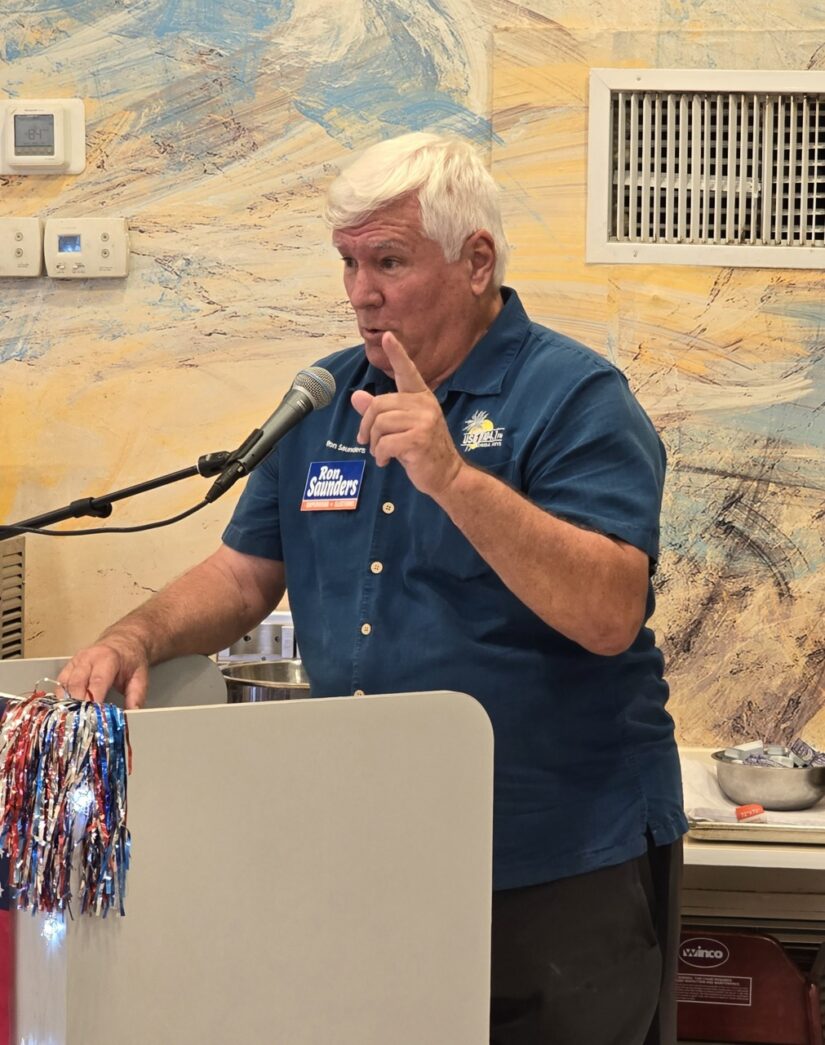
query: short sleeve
[
  {"left": 523, "top": 366, "right": 666, "bottom": 560},
  {"left": 221, "top": 448, "right": 284, "bottom": 561}
]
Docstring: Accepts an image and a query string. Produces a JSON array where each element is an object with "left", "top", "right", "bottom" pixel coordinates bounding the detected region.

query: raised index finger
[{"left": 381, "top": 332, "right": 428, "bottom": 393}]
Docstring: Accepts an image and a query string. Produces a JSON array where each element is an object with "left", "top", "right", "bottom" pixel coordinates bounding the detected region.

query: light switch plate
[
  {"left": 0, "top": 217, "right": 43, "bottom": 276},
  {"left": 44, "top": 217, "right": 129, "bottom": 278}
]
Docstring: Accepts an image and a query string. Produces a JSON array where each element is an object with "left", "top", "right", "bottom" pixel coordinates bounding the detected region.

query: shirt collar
[
  {"left": 438, "top": 286, "right": 528, "bottom": 399},
  {"left": 350, "top": 286, "right": 529, "bottom": 398}
]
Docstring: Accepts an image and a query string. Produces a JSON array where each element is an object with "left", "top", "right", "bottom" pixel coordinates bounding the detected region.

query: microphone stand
[{"left": 0, "top": 452, "right": 231, "bottom": 541}]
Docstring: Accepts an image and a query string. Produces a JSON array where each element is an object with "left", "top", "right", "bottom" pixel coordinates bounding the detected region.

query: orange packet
[{"left": 735, "top": 803, "right": 766, "bottom": 822}]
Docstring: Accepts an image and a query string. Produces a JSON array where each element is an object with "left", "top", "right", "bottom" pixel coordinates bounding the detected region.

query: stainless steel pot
[
  {"left": 712, "top": 750, "right": 825, "bottom": 811},
  {"left": 222, "top": 659, "right": 310, "bottom": 702}
]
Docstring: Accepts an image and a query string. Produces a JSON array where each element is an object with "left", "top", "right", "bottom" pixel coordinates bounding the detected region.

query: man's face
[{"left": 332, "top": 195, "right": 476, "bottom": 385}]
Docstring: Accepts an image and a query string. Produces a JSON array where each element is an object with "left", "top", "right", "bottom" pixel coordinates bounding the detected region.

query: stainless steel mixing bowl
[
  {"left": 222, "top": 659, "right": 310, "bottom": 702},
  {"left": 712, "top": 750, "right": 825, "bottom": 811}
]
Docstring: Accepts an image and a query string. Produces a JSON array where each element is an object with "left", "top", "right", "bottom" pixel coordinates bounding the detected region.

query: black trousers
[{"left": 490, "top": 834, "right": 683, "bottom": 1045}]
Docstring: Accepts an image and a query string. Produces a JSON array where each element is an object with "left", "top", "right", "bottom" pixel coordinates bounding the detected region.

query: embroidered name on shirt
[
  {"left": 325, "top": 439, "right": 366, "bottom": 454},
  {"left": 301, "top": 460, "right": 365, "bottom": 511},
  {"left": 461, "top": 410, "right": 505, "bottom": 451}
]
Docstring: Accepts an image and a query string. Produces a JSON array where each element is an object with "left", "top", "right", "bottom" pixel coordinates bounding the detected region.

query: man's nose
[{"left": 348, "top": 268, "right": 383, "bottom": 308}]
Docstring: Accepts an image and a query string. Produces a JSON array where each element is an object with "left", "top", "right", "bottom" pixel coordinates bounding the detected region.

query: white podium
[{"left": 1, "top": 657, "right": 494, "bottom": 1045}]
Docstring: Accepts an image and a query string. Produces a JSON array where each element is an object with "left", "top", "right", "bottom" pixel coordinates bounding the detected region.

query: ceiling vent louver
[{"left": 587, "top": 69, "right": 825, "bottom": 267}]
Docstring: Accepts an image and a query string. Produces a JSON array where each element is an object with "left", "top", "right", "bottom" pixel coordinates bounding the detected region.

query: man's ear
[{"left": 464, "top": 229, "right": 497, "bottom": 296}]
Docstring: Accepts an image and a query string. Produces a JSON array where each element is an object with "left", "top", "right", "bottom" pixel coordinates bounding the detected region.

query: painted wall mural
[
  {"left": 0, "top": 1, "right": 822, "bottom": 745},
  {"left": 491, "top": 24, "right": 825, "bottom": 746}
]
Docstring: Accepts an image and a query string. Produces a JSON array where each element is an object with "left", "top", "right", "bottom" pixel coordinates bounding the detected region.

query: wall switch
[
  {"left": 44, "top": 217, "right": 129, "bottom": 278},
  {"left": 0, "top": 217, "right": 43, "bottom": 276}
]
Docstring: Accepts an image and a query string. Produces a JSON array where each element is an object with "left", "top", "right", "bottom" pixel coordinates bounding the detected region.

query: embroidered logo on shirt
[
  {"left": 301, "top": 460, "right": 365, "bottom": 511},
  {"left": 461, "top": 410, "right": 505, "bottom": 451}
]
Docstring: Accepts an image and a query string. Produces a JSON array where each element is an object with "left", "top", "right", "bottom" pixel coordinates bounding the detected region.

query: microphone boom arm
[
  {"left": 0, "top": 451, "right": 231, "bottom": 541},
  {"left": 0, "top": 366, "right": 336, "bottom": 536}
]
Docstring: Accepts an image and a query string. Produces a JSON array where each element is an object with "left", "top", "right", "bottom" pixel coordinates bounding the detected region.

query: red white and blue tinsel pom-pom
[{"left": 0, "top": 688, "right": 131, "bottom": 918}]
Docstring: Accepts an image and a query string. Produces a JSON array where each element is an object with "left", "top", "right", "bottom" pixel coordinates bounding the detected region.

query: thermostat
[
  {"left": 0, "top": 99, "right": 85, "bottom": 175},
  {"left": 44, "top": 217, "right": 129, "bottom": 279}
]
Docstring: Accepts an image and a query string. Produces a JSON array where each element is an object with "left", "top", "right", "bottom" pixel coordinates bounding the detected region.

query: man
[{"left": 60, "top": 132, "right": 687, "bottom": 1044}]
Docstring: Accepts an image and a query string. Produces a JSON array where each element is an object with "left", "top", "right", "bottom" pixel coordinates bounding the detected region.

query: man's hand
[
  {"left": 351, "top": 332, "right": 463, "bottom": 499},
  {"left": 56, "top": 547, "right": 286, "bottom": 711},
  {"left": 57, "top": 632, "right": 151, "bottom": 710}
]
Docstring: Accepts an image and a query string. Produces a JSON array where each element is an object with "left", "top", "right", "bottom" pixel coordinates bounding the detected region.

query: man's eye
[
  {"left": 380, "top": 257, "right": 401, "bottom": 270},
  {"left": 340, "top": 257, "right": 355, "bottom": 269}
]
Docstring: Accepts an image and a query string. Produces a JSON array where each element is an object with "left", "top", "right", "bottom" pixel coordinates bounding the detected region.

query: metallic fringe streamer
[{"left": 0, "top": 690, "right": 131, "bottom": 918}]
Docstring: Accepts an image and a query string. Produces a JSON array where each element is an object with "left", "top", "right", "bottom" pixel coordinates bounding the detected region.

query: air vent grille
[
  {"left": 0, "top": 537, "right": 25, "bottom": 660},
  {"left": 611, "top": 92, "right": 825, "bottom": 246},
  {"left": 587, "top": 69, "right": 825, "bottom": 267}
]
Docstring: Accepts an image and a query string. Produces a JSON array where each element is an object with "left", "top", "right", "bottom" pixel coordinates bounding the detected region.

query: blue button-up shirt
[{"left": 224, "top": 288, "right": 687, "bottom": 889}]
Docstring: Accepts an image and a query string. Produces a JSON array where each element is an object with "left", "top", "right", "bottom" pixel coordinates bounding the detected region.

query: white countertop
[
  {"left": 680, "top": 747, "right": 825, "bottom": 873},
  {"left": 684, "top": 835, "right": 825, "bottom": 871}
]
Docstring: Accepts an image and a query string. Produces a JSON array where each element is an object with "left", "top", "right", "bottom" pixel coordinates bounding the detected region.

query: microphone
[{"left": 205, "top": 366, "right": 336, "bottom": 502}]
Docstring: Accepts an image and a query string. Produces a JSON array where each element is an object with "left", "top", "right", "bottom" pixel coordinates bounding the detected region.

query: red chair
[{"left": 677, "top": 931, "right": 822, "bottom": 1044}]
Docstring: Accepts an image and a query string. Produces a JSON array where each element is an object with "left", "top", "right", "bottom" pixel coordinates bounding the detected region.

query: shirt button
[
  {"left": 382, "top": 502, "right": 395, "bottom": 514},
  {"left": 370, "top": 561, "right": 383, "bottom": 574},
  {"left": 360, "top": 622, "right": 372, "bottom": 636},
  {"left": 354, "top": 689, "right": 365, "bottom": 697}
]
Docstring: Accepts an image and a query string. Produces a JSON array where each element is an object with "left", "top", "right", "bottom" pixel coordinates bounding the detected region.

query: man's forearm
[
  {"left": 433, "top": 462, "right": 650, "bottom": 655},
  {"left": 59, "top": 546, "right": 285, "bottom": 708},
  {"left": 100, "top": 547, "right": 285, "bottom": 665}
]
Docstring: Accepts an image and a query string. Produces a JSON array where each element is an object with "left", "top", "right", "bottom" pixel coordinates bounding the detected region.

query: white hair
[{"left": 324, "top": 132, "right": 509, "bottom": 289}]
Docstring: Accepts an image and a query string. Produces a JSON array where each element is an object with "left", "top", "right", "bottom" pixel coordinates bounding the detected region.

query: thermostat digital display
[
  {"left": 14, "top": 113, "right": 55, "bottom": 156},
  {"left": 58, "top": 234, "right": 81, "bottom": 253}
]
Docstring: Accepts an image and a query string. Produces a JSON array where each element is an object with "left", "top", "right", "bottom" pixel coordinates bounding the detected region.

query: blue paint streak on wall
[
  {"left": 2, "top": 39, "right": 22, "bottom": 62},
  {"left": 296, "top": 88, "right": 491, "bottom": 146},
  {"left": 717, "top": 386, "right": 825, "bottom": 451},
  {"left": 726, "top": 299, "right": 825, "bottom": 450},
  {"left": 6, "top": 1, "right": 292, "bottom": 98},
  {"left": 295, "top": 3, "right": 490, "bottom": 147},
  {"left": 17, "top": 0, "right": 291, "bottom": 43},
  {"left": 151, "top": 0, "right": 285, "bottom": 39},
  {"left": 0, "top": 10, "right": 70, "bottom": 63},
  {"left": 151, "top": 0, "right": 292, "bottom": 92},
  {"left": 0, "top": 337, "right": 45, "bottom": 365}
]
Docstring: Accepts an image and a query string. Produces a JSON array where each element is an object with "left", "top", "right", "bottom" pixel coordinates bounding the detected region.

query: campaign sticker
[{"left": 301, "top": 460, "right": 365, "bottom": 511}]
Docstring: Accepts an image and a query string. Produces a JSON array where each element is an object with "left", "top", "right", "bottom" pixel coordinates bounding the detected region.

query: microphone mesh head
[{"left": 293, "top": 366, "right": 336, "bottom": 408}]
